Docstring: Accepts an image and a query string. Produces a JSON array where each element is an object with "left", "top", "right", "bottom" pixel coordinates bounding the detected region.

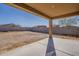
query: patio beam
[{"left": 6, "top": 3, "right": 52, "bottom": 20}]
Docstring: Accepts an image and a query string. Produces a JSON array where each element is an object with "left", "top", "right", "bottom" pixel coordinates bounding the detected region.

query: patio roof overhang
[{"left": 6, "top": 3, "right": 79, "bottom": 20}]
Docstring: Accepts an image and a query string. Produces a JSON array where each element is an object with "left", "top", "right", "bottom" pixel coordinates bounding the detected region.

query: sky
[{"left": 0, "top": 3, "right": 48, "bottom": 27}]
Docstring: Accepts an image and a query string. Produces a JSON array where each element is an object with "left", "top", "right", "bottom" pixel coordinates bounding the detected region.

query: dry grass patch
[{"left": 0, "top": 31, "right": 48, "bottom": 54}]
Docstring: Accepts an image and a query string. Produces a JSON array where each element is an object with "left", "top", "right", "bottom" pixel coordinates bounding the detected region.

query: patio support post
[
  {"left": 45, "top": 19, "right": 56, "bottom": 56},
  {"left": 49, "top": 20, "right": 53, "bottom": 39}
]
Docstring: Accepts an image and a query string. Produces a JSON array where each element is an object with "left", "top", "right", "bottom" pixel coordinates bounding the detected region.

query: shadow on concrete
[{"left": 45, "top": 38, "right": 56, "bottom": 56}]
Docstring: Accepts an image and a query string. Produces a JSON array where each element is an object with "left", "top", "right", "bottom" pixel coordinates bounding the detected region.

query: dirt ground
[
  {"left": 53, "top": 35, "right": 79, "bottom": 40},
  {"left": 0, "top": 31, "right": 48, "bottom": 54}
]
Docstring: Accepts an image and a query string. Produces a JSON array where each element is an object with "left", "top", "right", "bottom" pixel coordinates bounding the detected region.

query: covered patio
[{"left": 4, "top": 3, "right": 79, "bottom": 56}]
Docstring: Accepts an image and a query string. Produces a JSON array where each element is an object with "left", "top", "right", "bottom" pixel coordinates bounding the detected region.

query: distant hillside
[
  {"left": 29, "top": 25, "right": 79, "bottom": 37},
  {"left": 53, "top": 26, "right": 79, "bottom": 37},
  {"left": 0, "top": 23, "right": 20, "bottom": 27},
  {"left": 0, "top": 24, "right": 30, "bottom": 32},
  {"left": 0, "top": 24, "right": 79, "bottom": 37}
]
